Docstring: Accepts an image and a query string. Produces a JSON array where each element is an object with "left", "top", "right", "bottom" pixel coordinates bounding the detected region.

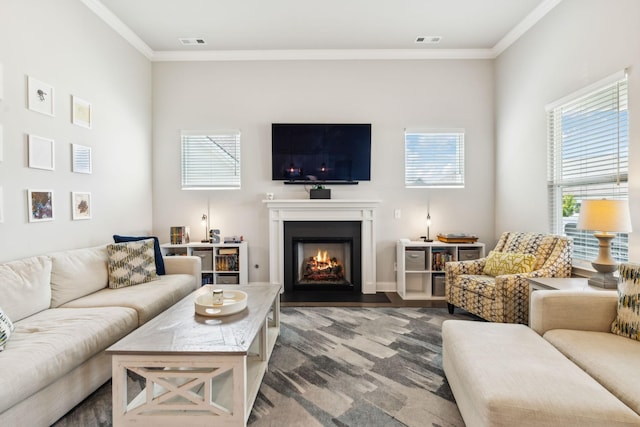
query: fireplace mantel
[{"left": 264, "top": 199, "right": 381, "bottom": 294}]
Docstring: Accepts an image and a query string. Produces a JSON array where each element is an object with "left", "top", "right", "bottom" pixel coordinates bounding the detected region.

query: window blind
[
  {"left": 404, "top": 130, "right": 465, "bottom": 188},
  {"left": 547, "top": 73, "right": 628, "bottom": 263},
  {"left": 181, "top": 130, "right": 241, "bottom": 189}
]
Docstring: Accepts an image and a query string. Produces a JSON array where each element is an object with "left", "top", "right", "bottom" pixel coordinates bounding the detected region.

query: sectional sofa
[
  {"left": 443, "top": 289, "right": 640, "bottom": 426},
  {"left": 0, "top": 243, "right": 201, "bottom": 426}
]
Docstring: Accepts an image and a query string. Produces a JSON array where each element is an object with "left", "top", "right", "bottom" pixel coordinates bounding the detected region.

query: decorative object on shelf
[
  {"left": 224, "top": 235, "right": 242, "bottom": 243},
  {"left": 27, "top": 189, "right": 54, "bottom": 222},
  {"left": 194, "top": 289, "right": 248, "bottom": 316},
  {"left": 71, "top": 192, "right": 91, "bottom": 220},
  {"left": 310, "top": 184, "right": 330, "bottom": 199},
  {"left": 27, "top": 76, "right": 54, "bottom": 116},
  {"left": 421, "top": 212, "right": 433, "bottom": 242},
  {"left": 28, "top": 135, "right": 55, "bottom": 171},
  {"left": 170, "top": 226, "right": 190, "bottom": 244},
  {"left": 71, "top": 95, "right": 91, "bottom": 129},
  {"left": 437, "top": 233, "right": 479, "bottom": 243},
  {"left": 577, "top": 199, "right": 632, "bottom": 288},
  {"left": 200, "top": 213, "right": 209, "bottom": 243},
  {"left": 210, "top": 228, "right": 221, "bottom": 243}
]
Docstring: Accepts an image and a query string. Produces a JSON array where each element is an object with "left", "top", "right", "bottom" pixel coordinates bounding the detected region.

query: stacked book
[{"left": 170, "top": 226, "right": 190, "bottom": 244}]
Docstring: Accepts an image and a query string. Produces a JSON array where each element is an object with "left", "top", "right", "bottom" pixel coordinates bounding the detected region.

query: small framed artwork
[
  {"left": 27, "top": 76, "right": 55, "bottom": 117},
  {"left": 71, "top": 192, "right": 91, "bottom": 220},
  {"left": 27, "top": 189, "right": 54, "bottom": 222},
  {"left": 72, "top": 95, "right": 91, "bottom": 129},
  {"left": 28, "top": 134, "right": 55, "bottom": 170},
  {"left": 72, "top": 143, "right": 92, "bottom": 174}
]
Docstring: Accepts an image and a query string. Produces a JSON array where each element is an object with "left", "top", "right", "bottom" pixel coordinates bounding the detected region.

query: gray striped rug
[{"left": 54, "top": 307, "right": 477, "bottom": 427}]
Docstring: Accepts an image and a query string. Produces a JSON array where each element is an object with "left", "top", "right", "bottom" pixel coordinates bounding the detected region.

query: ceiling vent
[
  {"left": 415, "top": 36, "right": 442, "bottom": 44},
  {"left": 179, "top": 38, "right": 207, "bottom": 46}
]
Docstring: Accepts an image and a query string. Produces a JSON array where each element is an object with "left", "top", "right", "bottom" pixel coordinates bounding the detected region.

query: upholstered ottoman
[{"left": 442, "top": 320, "right": 640, "bottom": 427}]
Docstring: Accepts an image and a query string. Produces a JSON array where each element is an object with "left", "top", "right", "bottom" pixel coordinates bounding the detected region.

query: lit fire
[{"left": 302, "top": 247, "right": 345, "bottom": 282}]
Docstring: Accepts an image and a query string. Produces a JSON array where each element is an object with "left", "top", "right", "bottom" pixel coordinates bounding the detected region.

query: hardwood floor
[{"left": 280, "top": 292, "right": 449, "bottom": 308}]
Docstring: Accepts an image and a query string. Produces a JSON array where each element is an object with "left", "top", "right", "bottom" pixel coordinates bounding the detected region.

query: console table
[{"left": 107, "top": 284, "right": 280, "bottom": 426}]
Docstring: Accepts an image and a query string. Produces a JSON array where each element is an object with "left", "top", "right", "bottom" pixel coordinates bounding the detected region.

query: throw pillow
[
  {"left": 107, "top": 239, "right": 159, "bottom": 288},
  {"left": 113, "top": 235, "right": 165, "bottom": 275},
  {"left": 482, "top": 251, "right": 537, "bottom": 276},
  {"left": 611, "top": 262, "right": 640, "bottom": 341},
  {"left": 0, "top": 307, "right": 15, "bottom": 351}
]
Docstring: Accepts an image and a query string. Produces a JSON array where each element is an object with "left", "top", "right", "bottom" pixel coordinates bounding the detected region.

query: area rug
[{"left": 54, "top": 307, "right": 477, "bottom": 427}]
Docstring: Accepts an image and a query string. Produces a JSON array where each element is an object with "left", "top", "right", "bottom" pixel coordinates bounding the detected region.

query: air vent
[
  {"left": 179, "top": 38, "right": 207, "bottom": 46},
  {"left": 415, "top": 36, "right": 442, "bottom": 44}
]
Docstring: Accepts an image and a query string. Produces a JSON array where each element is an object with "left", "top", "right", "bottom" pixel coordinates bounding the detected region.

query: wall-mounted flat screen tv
[{"left": 271, "top": 123, "right": 371, "bottom": 183}]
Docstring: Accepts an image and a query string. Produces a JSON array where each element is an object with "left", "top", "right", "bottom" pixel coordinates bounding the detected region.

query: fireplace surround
[{"left": 264, "top": 199, "right": 380, "bottom": 294}]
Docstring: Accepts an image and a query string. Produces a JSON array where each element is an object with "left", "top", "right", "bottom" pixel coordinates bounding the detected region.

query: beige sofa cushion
[
  {"left": 442, "top": 320, "right": 640, "bottom": 427},
  {"left": 544, "top": 329, "right": 640, "bottom": 416},
  {"left": 50, "top": 245, "right": 109, "bottom": 307},
  {"left": 0, "top": 306, "right": 137, "bottom": 414},
  {"left": 60, "top": 273, "right": 196, "bottom": 326},
  {"left": 0, "top": 256, "right": 52, "bottom": 321}
]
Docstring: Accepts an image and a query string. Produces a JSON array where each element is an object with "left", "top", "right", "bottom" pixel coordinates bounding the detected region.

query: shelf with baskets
[
  {"left": 396, "top": 239, "right": 485, "bottom": 300},
  {"left": 161, "top": 242, "right": 248, "bottom": 286}
]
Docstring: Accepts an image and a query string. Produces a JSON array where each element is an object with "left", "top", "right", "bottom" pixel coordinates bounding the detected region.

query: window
[
  {"left": 181, "top": 130, "right": 241, "bottom": 189},
  {"left": 547, "top": 71, "right": 628, "bottom": 264},
  {"left": 404, "top": 130, "right": 465, "bottom": 188}
]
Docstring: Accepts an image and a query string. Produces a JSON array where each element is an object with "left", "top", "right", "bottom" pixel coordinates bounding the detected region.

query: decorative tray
[
  {"left": 195, "top": 290, "right": 248, "bottom": 317},
  {"left": 437, "top": 234, "right": 478, "bottom": 243}
]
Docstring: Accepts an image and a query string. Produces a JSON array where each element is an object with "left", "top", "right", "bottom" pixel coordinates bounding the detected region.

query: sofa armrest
[
  {"left": 445, "top": 258, "right": 487, "bottom": 276},
  {"left": 530, "top": 290, "right": 618, "bottom": 336},
  {"left": 163, "top": 256, "right": 202, "bottom": 281}
]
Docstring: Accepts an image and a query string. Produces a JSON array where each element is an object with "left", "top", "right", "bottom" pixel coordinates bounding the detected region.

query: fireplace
[
  {"left": 264, "top": 199, "right": 379, "bottom": 294},
  {"left": 284, "top": 221, "right": 361, "bottom": 294}
]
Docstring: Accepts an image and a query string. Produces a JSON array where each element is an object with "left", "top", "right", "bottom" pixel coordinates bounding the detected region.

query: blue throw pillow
[{"left": 113, "top": 235, "right": 166, "bottom": 275}]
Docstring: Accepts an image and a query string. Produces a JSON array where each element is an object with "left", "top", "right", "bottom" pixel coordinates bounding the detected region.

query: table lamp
[{"left": 576, "top": 199, "right": 632, "bottom": 288}]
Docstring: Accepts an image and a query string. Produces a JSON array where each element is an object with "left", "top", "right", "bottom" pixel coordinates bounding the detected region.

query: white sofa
[
  {"left": 0, "top": 244, "right": 201, "bottom": 427},
  {"left": 442, "top": 290, "right": 640, "bottom": 426}
]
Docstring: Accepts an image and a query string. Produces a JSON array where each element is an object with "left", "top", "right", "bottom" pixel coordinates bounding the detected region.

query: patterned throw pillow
[
  {"left": 611, "top": 263, "right": 640, "bottom": 341},
  {"left": 0, "top": 307, "right": 15, "bottom": 351},
  {"left": 107, "top": 239, "right": 159, "bottom": 289},
  {"left": 482, "top": 251, "right": 537, "bottom": 276}
]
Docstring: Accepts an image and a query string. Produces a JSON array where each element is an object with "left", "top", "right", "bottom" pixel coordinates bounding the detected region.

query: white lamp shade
[{"left": 577, "top": 199, "right": 632, "bottom": 233}]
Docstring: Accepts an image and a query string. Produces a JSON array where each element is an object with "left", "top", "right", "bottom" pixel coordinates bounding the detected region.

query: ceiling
[{"left": 82, "top": 0, "right": 561, "bottom": 61}]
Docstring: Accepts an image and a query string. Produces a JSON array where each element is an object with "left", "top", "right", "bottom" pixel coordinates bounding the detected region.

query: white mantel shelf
[{"left": 264, "top": 199, "right": 381, "bottom": 294}]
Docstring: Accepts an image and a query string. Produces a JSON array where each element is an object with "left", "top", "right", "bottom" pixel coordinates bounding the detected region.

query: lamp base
[{"left": 588, "top": 272, "right": 619, "bottom": 289}]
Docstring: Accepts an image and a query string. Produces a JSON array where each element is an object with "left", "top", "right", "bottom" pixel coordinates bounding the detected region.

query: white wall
[
  {"left": 0, "top": 0, "right": 153, "bottom": 262},
  {"left": 495, "top": 0, "right": 640, "bottom": 258},
  {"left": 152, "top": 59, "right": 495, "bottom": 285}
]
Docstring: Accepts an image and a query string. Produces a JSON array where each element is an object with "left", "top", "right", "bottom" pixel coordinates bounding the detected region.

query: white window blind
[
  {"left": 405, "top": 130, "right": 465, "bottom": 188},
  {"left": 547, "top": 72, "right": 628, "bottom": 263},
  {"left": 181, "top": 130, "right": 241, "bottom": 189}
]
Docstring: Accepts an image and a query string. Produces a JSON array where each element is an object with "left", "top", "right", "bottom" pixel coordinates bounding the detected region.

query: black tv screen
[{"left": 271, "top": 123, "right": 371, "bottom": 182}]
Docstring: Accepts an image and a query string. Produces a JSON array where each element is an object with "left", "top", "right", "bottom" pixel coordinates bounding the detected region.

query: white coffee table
[{"left": 107, "top": 284, "right": 281, "bottom": 427}]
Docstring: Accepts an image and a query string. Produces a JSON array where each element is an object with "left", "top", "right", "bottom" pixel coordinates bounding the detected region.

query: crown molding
[
  {"left": 492, "top": 0, "right": 563, "bottom": 56},
  {"left": 151, "top": 48, "right": 495, "bottom": 62},
  {"left": 80, "top": 0, "right": 154, "bottom": 60}
]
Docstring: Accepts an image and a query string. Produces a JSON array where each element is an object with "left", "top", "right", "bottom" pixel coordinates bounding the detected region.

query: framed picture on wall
[
  {"left": 72, "top": 143, "right": 92, "bottom": 174},
  {"left": 27, "top": 76, "right": 55, "bottom": 117},
  {"left": 28, "top": 134, "right": 55, "bottom": 170},
  {"left": 27, "top": 189, "right": 54, "bottom": 222},
  {"left": 71, "top": 192, "right": 91, "bottom": 220},
  {"left": 72, "top": 95, "right": 91, "bottom": 129}
]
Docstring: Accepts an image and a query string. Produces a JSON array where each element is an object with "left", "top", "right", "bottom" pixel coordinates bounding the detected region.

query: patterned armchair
[{"left": 445, "top": 232, "right": 573, "bottom": 324}]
